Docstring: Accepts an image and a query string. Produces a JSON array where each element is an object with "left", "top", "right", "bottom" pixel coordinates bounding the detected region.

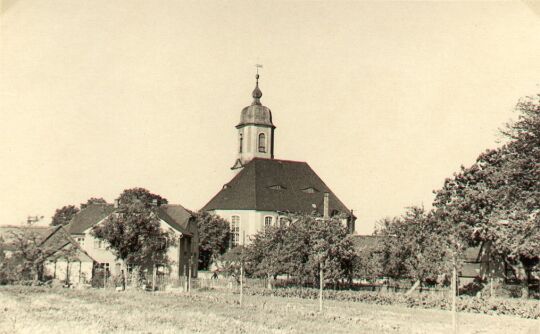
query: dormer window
[
  {"left": 301, "top": 187, "right": 319, "bottom": 194},
  {"left": 269, "top": 185, "right": 286, "bottom": 190},
  {"left": 258, "top": 133, "right": 266, "bottom": 153}
]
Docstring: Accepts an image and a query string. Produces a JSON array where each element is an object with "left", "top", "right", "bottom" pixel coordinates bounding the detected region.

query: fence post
[
  {"left": 451, "top": 260, "right": 457, "bottom": 334},
  {"left": 319, "top": 263, "right": 323, "bottom": 313},
  {"left": 188, "top": 258, "right": 192, "bottom": 293},
  {"left": 152, "top": 265, "right": 156, "bottom": 292}
]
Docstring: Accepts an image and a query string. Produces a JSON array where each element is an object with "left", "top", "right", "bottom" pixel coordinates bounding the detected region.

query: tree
[
  {"left": 51, "top": 205, "right": 79, "bottom": 226},
  {"left": 91, "top": 188, "right": 175, "bottom": 287},
  {"left": 117, "top": 188, "right": 168, "bottom": 207},
  {"left": 376, "top": 207, "right": 454, "bottom": 288},
  {"left": 245, "top": 214, "right": 356, "bottom": 285},
  {"left": 433, "top": 94, "right": 540, "bottom": 298},
  {"left": 194, "top": 211, "right": 230, "bottom": 270},
  {"left": 80, "top": 197, "right": 107, "bottom": 209},
  {"left": 352, "top": 237, "right": 384, "bottom": 282},
  {"left": 4, "top": 227, "right": 60, "bottom": 282}
]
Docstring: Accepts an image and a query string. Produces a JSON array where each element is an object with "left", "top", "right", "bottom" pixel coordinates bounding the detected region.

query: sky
[{"left": 1, "top": 1, "right": 539, "bottom": 234}]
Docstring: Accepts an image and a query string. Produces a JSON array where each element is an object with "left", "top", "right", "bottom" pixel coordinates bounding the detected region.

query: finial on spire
[{"left": 252, "top": 64, "right": 263, "bottom": 104}]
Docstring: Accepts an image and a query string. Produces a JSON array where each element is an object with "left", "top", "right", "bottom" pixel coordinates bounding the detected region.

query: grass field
[{"left": 0, "top": 286, "right": 538, "bottom": 334}]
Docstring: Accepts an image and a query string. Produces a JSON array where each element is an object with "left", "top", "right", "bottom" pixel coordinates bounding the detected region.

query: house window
[
  {"left": 239, "top": 133, "right": 243, "bottom": 153},
  {"left": 94, "top": 239, "right": 105, "bottom": 249},
  {"left": 95, "top": 262, "right": 110, "bottom": 271},
  {"left": 264, "top": 216, "right": 273, "bottom": 230},
  {"left": 258, "top": 133, "right": 266, "bottom": 153},
  {"left": 231, "top": 216, "right": 240, "bottom": 247},
  {"left": 76, "top": 237, "right": 85, "bottom": 246}
]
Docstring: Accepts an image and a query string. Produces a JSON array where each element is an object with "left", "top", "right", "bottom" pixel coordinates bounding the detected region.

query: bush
[{"left": 243, "top": 287, "right": 540, "bottom": 319}]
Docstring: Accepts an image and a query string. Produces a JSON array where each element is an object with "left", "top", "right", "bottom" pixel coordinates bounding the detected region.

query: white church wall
[{"left": 212, "top": 209, "right": 279, "bottom": 245}]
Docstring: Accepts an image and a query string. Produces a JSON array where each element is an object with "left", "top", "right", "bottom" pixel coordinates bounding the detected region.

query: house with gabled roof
[
  {"left": 40, "top": 225, "right": 96, "bottom": 284},
  {"left": 202, "top": 73, "right": 355, "bottom": 246},
  {"left": 62, "top": 202, "right": 198, "bottom": 283}
]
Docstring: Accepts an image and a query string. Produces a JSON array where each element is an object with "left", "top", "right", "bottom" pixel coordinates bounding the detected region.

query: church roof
[{"left": 202, "top": 158, "right": 352, "bottom": 216}]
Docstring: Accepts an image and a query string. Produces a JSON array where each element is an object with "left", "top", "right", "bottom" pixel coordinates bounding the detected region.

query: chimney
[
  {"left": 152, "top": 198, "right": 159, "bottom": 207},
  {"left": 114, "top": 199, "right": 119, "bottom": 208},
  {"left": 323, "top": 192, "right": 329, "bottom": 220}
]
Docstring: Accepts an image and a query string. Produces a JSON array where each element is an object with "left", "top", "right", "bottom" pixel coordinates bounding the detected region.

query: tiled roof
[
  {"left": 156, "top": 205, "right": 193, "bottom": 236},
  {"left": 66, "top": 203, "right": 193, "bottom": 235},
  {"left": 40, "top": 225, "right": 96, "bottom": 261},
  {"left": 202, "top": 158, "right": 352, "bottom": 216},
  {"left": 66, "top": 204, "right": 115, "bottom": 234}
]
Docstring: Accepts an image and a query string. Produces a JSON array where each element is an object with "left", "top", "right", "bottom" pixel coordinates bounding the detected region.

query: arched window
[
  {"left": 230, "top": 216, "right": 240, "bottom": 247},
  {"left": 258, "top": 133, "right": 266, "bottom": 153},
  {"left": 239, "top": 133, "right": 243, "bottom": 153}
]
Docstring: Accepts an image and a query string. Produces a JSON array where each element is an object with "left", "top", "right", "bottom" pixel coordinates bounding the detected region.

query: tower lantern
[{"left": 231, "top": 70, "right": 275, "bottom": 170}]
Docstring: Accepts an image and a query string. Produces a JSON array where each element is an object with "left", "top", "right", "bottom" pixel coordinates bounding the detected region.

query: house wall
[
  {"left": 44, "top": 260, "right": 93, "bottom": 284},
  {"left": 72, "top": 217, "right": 189, "bottom": 279}
]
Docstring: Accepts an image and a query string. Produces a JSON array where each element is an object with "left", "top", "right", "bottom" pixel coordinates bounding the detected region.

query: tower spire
[{"left": 252, "top": 64, "right": 263, "bottom": 105}]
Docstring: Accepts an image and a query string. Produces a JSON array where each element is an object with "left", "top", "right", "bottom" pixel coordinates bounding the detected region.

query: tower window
[
  {"left": 258, "top": 133, "right": 266, "bottom": 153},
  {"left": 239, "top": 133, "right": 243, "bottom": 153},
  {"left": 230, "top": 216, "right": 240, "bottom": 247}
]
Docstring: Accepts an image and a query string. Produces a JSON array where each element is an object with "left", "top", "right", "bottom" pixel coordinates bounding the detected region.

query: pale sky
[{"left": 1, "top": 1, "right": 539, "bottom": 234}]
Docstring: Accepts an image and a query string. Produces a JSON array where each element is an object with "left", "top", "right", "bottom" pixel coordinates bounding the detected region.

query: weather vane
[{"left": 255, "top": 64, "right": 263, "bottom": 76}]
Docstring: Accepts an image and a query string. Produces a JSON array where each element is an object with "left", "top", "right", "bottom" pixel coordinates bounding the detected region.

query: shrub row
[{"left": 243, "top": 287, "right": 540, "bottom": 319}]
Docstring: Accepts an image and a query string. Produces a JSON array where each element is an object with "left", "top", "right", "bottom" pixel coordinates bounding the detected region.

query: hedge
[{"left": 243, "top": 287, "right": 540, "bottom": 319}]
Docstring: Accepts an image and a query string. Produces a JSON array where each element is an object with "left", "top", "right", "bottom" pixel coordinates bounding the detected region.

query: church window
[
  {"left": 230, "top": 216, "right": 240, "bottom": 247},
  {"left": 258, "top": 133, "right": 266, "bottom": 153},
  {"left": 239, "top": 133, "right": 243, "bottom": 153},
  {"left": 264, "top": 216, "right": 273, "bottom": 230}
]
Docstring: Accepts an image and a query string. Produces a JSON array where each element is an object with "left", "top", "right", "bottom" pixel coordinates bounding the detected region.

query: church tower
[{"left": 231, "top": 73, "right": 275, "bottom": 170}]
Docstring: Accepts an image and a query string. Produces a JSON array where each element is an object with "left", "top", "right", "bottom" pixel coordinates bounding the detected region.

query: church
[{"left": 202, "top": 73, "right": 355, "bottom": 245}]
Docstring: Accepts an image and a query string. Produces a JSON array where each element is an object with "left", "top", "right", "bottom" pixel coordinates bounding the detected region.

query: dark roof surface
[
  {"left": 66, "top": 203, "right": 193, "bottom": 235},
  {"left": 67, "top": 204, "right": 115, "bottom": 234},
  {"left": 40, "top": 225, "right": 96, "bottom": 261},
  {"left": 202, "top": 158, "right": 351, "bottom": 216},
  {"left": 156, "top": 205, "right": 193, "bottom": 236}
]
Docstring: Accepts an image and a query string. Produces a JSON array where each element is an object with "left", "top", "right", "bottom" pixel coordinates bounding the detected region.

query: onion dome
[{"left": 237, "top": 74, "right": 275, "bottom": 128}]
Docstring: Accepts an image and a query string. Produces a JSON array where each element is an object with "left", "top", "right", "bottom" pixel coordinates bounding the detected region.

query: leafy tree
[
  {"left": 91, "top": 189, "right": 175, "bottom": 286},
  {"left": 194, "top": 211, "right": 230, "bottom": 270},
  {"left": 245, "top": 214, "right": 356, "bottom": 285},
  {"left": 117, "top": 187, "right": 168, "bottom": 207},
  {"left": 80, "top": 197, "right": 107, "bottom": 209},
  {"left": 51, "top": 205, "right": 80, "bottom": 226},
  {"left": 376, "top": 207, "right": 454, "bottom": 288},
  {"left": 352, "top": 237, "right": 384, "bottom": 282},
  {"left": 433, "top": 94, "right": 540, "bottom": 297},
  {"left": 3, "top": 227, "right": 59, "bottom": 282}
]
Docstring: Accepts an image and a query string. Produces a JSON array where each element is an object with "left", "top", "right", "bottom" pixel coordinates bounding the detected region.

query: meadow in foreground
[{"left": 0, "top": 286, "right": 538, "bottom": 334}]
